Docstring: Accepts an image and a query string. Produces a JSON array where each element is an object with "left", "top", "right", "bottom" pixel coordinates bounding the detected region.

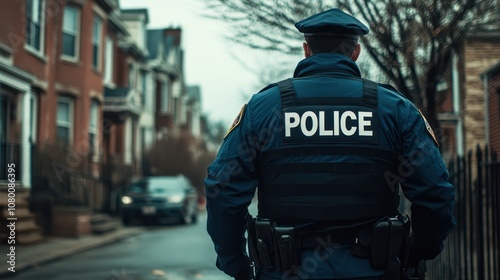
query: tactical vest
[{"left": 257, "top": 77, "right": 399, "bottom": 224}]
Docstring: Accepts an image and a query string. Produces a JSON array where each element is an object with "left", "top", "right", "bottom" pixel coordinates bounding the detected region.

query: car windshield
[{"left": 127, "top": 178, "right": 184, "bottom": 194}]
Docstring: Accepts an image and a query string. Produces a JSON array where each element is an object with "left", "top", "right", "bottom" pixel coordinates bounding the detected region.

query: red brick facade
[{"left": 0, "top": 0, "right": 120, "bottom": 176}]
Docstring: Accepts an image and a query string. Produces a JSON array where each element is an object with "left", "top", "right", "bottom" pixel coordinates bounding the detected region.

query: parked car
[{"left": 120, "top": 175, "right": 199, "bottom": 225}]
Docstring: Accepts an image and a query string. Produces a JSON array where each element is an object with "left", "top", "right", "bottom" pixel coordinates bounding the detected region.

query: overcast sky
[{"left": 120, "top": 0, "right": 265, "bottom": 125}]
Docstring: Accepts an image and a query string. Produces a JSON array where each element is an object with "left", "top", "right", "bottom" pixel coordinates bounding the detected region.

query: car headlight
[
  {"left": 122, "top": 196, "right": 133, "bottom": 205},
  {"left": 167, "top": 194, "right": 183, "bottom": 203}
]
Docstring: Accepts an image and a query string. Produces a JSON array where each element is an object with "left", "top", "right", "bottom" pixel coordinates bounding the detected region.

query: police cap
[{"left": 295, "top": 8, "right": 369, "bottom": 39}]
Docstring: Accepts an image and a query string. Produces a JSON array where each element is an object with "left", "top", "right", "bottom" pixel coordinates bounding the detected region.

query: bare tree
[
  {"left": 146, "top": 129, "right": 214, "bottom": 192},
  {"left": 202, "top": 0, "right": 498, "bottom": 130}
]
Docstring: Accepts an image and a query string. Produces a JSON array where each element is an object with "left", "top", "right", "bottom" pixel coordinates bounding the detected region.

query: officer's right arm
[{"left": 396, "top": 101, "right": 456, "bottom": 264}]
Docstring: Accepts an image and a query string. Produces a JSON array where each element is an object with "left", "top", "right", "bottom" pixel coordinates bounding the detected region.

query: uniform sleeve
[
  {"left": 205, "top": 101, "right": 259, "bottom": 277},
  {"left": 397, "top": 101, "right": 457, "bottom": 263}
]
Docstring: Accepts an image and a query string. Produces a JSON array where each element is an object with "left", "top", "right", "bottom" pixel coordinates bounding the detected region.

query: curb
[{"left": 0, "top": 227, "right": 144, "bottom": 278}]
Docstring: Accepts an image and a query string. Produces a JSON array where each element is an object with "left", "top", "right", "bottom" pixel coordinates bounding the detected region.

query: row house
[
  {"left": 147, "top": 27, "right": 186, "bottom": 140},
  {"left": 0, "top": 0, "right": 203, "bottom": 239},
  {"left": 0, "top": 0, "right": 126, "bottom": 241},
  {"left": 102, "top": 8, "right": 150, "bottom": 194},
  {"left": 437, "top": 24, "right": 500, "bottom": 161},
  {"left": 0, "top": 0, "right": 127, "bottom": 189}
]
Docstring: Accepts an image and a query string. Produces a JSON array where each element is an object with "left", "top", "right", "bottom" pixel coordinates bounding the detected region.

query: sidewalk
[{"left": 0, "top": 225, "right": 144, "bottom": 277}]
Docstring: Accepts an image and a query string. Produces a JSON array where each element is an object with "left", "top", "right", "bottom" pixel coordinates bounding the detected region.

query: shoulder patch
[
  {"left": 224, "top": 105, "right": 246, "bottom": 139},
  {"left": 418, "top": 109, "right": 440, "bottom": 147}
]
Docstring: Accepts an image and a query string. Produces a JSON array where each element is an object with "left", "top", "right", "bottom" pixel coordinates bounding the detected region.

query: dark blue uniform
[{"left": 206, "top": 9, "right": 455, "bottom": 280}]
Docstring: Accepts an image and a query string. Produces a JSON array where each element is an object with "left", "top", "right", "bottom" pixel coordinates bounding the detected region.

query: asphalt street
[{"left": 7, "top": 211, "right": 234, "bottom": 280}]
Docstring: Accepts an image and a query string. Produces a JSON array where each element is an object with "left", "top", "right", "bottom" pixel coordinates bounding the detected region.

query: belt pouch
[
  {"left": 386, "top": 217, "right": 404, "bottom": 280},
  {"left": 275, "top": 226, "right": 298, "bottom": 272},
  {"left": 370, "top": 218, "right": 390, "bottom": 269},
  {"left": 255, "top": 219, "right": 275, "bottom": 271}
]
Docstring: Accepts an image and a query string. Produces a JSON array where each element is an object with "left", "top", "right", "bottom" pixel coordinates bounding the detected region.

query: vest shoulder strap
[{"left": 276, "top": 76, "right": 379, "bottom": 109}]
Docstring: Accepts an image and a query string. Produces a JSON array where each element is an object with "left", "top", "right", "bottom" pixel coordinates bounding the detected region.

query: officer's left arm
[
  {"left": 397, "top": 102, "right": 457, "bottom": 264},
  {"left": 205, "top": 102, "right": 259, "bottom": 278}
]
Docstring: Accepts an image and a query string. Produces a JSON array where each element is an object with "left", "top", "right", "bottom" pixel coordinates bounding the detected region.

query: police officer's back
[{"left": 205, "top": 8, "right": 456, "bottom": 280}]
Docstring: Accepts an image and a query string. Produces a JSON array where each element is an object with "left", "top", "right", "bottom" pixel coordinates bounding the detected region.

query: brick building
[
  {"left": 0, "top": 0, "right": 128, "bottom": 179},
  {"left": 437, "top": 26, "right": 500, "bottom": 160},
  {"left": 0, "top": 0, "right": 126, "bottom": 242}
]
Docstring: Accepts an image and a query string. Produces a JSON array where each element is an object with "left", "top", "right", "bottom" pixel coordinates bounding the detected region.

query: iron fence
[{"left": 427, "top": 145, "right": 500, "bottom": 280}]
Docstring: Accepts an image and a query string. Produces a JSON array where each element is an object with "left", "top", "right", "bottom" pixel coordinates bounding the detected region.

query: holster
[
  {"left": 370, "top": 214, "right": 411, "bottom": 280},
  {"left": 248, "top": 218, "right": 300, "bottom": 274}
]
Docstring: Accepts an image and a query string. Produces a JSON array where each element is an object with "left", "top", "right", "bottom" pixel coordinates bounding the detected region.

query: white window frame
[
  {"left": 92, "top": 16, "right": 103, "bottom": 70},
  {"left": 25, "top": 0, "right": 46, "bottom": 56},
  {"left": 161, "top": 80, "right": 169, "bottom": 113},
  {"left": 124, "top": 117, "right": 132, "bottom": 164},
  {"left": 61, "top": 5, "right": 80, "bottom": 61},
  {"left": 89, "top": 100, "right": 99, "bottom": 159},
  {"left": 30, "top": 92, "right": 38, "bottom": 143},
  {"left": 103, "top": 36, "right": 114, "bottom": 85},
  {"left": 56, "top": 96, "right": 74, "bottom": 145},
  {"left": 140, "top": 71, "right": 147, "bottom": 106}
]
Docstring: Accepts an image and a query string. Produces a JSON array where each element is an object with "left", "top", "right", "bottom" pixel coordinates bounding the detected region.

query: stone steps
[
  {"left": 2, "top": 208, "right": 33, "bottom": 218},
  {"left": 91, "top": 213, "right": 120, "bottom": 234},
  {"left": 0, "top": 192, "right": 28, "bottom": 207},
  {"left": 0, "top": 189, "right": 44, "bottom": 245}
]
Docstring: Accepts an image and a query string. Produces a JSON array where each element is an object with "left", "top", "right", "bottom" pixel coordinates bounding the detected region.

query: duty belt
[{"left": 299, "top": 229, "right": 358, "bottom": 249}]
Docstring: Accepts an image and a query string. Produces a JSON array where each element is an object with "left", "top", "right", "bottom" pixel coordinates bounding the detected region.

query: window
[
  {"left": 26, "top": 0, "right": 45, "bottom": 53},
  {"left": 104, "top": 36, "right": 114, "bottom": 84},
  {"left": 161, "top": 81, "right": 169, "bottom": 113},
  {"left": 57, "top": 97, "right": 73, "bottom": 145},
  {"left": 62, "top": 5, "right": 79, "bottom": 59},
  {"left": 89, "top": 101, "right": 99, "bottom": 157},
  {"left": 92, "top": 16, "right": 102, "bottom": 69}
]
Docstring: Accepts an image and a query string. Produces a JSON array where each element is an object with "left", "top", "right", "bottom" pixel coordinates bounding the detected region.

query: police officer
[{"left": 205, "top": 8, "right": 456, "bottom": 280}]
